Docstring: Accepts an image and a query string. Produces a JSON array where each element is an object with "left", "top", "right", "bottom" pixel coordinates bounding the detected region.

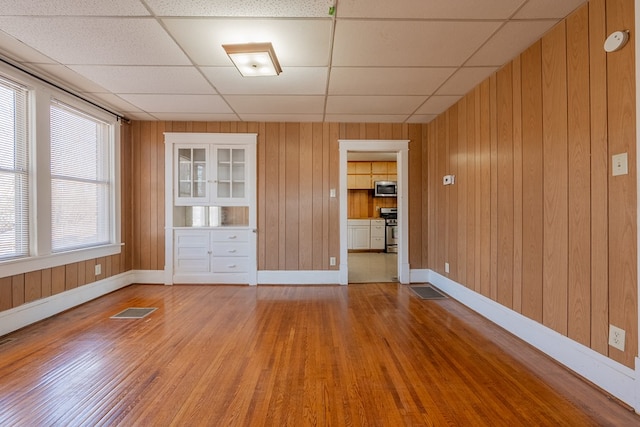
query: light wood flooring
[{"left": 0, "top": 283, "right": 637, "bottom": 426}]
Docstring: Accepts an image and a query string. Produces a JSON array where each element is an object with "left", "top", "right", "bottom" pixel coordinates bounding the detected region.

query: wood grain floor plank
[{"left": 0, "top": 284, "right": 637, "bottom": 426}]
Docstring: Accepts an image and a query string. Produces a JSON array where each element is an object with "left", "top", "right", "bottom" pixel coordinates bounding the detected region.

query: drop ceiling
[{"left": 0, "top": 0, "right": 587, "bottom": 123}]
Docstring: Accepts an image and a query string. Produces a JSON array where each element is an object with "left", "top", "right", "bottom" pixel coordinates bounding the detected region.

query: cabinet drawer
[
  {"left": 212, "top": 257, "right": 249, "bottom": 273},
  {"left": 370, "top": 225, "right": 385, "bottom": 237},
  {"left": 175, "top": 258, "right": 210, "bottom": 273},
  {"left": 370, "top": 237, "right": 385, "bottom": 250},
  {"left": 211, "top": 229, "right": 249, "bottom": 242},
  {"left": 212, "top": 242, "right": 249, "bottom": 257},
  {"left": 175, "top": 231, "right": 209, "bottom": 247}
]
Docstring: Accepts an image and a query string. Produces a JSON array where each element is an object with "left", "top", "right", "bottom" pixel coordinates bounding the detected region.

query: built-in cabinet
[
  {"left": 347, "top": 161, "right": 397, "bottom": 189},
  {"left": 165, "top": 133, "right": 257, "bottom": 285},
  {"left": 347, "top": 219, "right": 385, "bottom": 250}
]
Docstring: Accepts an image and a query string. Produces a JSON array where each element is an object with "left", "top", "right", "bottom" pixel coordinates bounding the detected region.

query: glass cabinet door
[
  {"left": 214, "top": 147, "right": 246, "bottom": 203},
  {"left": 176, "top": 146, "right": 208, "bottom": 205}
]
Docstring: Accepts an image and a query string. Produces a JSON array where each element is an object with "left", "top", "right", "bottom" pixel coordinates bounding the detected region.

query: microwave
[{"left": 374, "top": 181, "right": 397, "bottom": 197}]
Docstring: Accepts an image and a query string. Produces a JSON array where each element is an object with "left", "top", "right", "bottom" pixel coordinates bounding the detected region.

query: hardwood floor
[{"left": 0, "top": 283, "right": 637, "bottom": 426}]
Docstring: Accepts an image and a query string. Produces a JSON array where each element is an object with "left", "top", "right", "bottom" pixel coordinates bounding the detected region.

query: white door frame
[{"left": 338, "top": 140, "right": 410, "bottom": 285}]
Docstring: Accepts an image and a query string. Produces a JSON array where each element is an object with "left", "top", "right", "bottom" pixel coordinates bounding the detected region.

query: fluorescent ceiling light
[{"left": 222, "top": 42, "right": 283, "bottom": 77}]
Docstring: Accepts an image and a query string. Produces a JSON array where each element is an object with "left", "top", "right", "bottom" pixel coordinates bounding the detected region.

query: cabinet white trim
[{"left": 165, "top": 133, "right": 257, "bottom": 285}]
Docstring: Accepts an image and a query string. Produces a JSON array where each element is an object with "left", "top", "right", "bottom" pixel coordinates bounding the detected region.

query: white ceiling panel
[
  {"left": 69, "top": 66, "right": 215, "bottom": 94},
  {"left": 0, "top": 17, "right": 190, "bottom": 65},
  {"left": 326, "top": 96, "right": 426, "bottom": 115},
  {"left": 85, "top": 93, "right": 148, "bottom": 113},
  {"left": 163, "top": 18, "right": 332, "bottom": 67},
  {"left": 0, "top": 31, "right": 57, "bottom": 64},
  {"left": 466, "top": 21, "right": 557, "bottom": 66},
  {"left": 118, "top": 94, "right": 233, "bottom": 113},
  {"left": 332, "top": 20, "right": 502, "bottom": 67},
  {"left": 329, "top": 67, "right": 456, "bottom": 96},
  {"left": 203, "top": 67, "right": 327, "bottom": 95},
  {"left": 146, "top": 0, "right": 333, "bottom": 18},
  {"left": 28, "top": 64, "right": 109, "bottom": 93},
  {"left": 324, "top": 114, "right": 408, "bottom": 123},
  {"left": 150, "top": 113, "right": 240, "bottom": 121},
  {"left": 415, "top": 96, "right": 462, "bottom": 115},
  {"left": 0, "top": 0, "right": 150, "bottom": 16},
  {"left": 239, "top": 113, "right": 324, "bottom": 122},
  {"left": 337, "top": 0, "right": 526, "bottom": 19},
  {"left": 225, "top": 95, "right": 325, "bottom": 114},
  {"left": 514, "top": 0, "right": 586, "bottom": 19},
  {"left": 406, "top": 114, "right": 438, "bottom": 124},
  {"left": 436, "top": 67, "right": 498, "bottom": 96}
]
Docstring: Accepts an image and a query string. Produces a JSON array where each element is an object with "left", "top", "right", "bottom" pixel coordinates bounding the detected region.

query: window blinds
[
  {"left": 0, "top": 77, "right": 29, "bottom": 260},
  {"left": 50, "top": 101, "right": 111, "bottom": 252}
]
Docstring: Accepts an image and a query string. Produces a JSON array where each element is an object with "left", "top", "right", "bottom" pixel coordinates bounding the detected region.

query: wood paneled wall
[
  {"left": 0, "top": 122, "right": 133, "bottom": 311},
  {"left": 128, "top": 121, "right": 427, "bottom": 272},
  {"left": 424, "top": 0, "right": 637, "bottom": 368}
]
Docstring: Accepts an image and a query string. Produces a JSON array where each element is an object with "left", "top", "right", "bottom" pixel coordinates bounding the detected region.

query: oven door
[{"left": 385, "top": 224, "right": 398, "bottom": 253}]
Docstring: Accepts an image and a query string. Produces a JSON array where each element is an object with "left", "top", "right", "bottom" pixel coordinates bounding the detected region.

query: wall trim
[
  {"left": 258, "top": 270, "right": 341, "bottom": 285},
  {"left": 0, "top": 271, "right": 133, "bottom": 337},
  {"left": 132, "top": 270, "right": 167, "bottom": 284},
  {"left": 427, "top": 269, "right": 638, "bottom": 412}
]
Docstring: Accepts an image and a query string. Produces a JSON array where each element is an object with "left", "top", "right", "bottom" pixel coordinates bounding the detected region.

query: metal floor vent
[
  {"left": 410, "top": 285, "right": 448, "bottom": 300},
  {"left": 110, "top": 307, "right": 157, "bottom": 319}
]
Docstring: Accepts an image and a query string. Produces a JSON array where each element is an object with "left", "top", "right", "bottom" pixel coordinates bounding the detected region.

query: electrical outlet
[
  {"left": 612, "top": 153, "right": 628, "bottom": 176},
  {"left": 609, "top": 324, "right": 626, "bottom": 351},
  {"left": 95, "top": 264, "right": 102, "bottom": 276},
  {"left": 445, "top": 262, "right": 450, "bottom": 274},
  {"left": 329, "top": 257, "right": 336, "bottom": 266}
]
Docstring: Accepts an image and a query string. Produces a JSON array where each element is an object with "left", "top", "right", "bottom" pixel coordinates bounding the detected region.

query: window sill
[{"left": 0, "top": 243, "right": 123, "bottom": 278}]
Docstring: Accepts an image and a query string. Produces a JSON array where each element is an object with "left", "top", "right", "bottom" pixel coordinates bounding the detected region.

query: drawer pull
[
  {"left": 228, "top": 264, "right": 237, "bottom": 268},
  {"left": 228, "top": 249, "right": 237, "bottom": 253},
  {"left": 228, "top": 235, "right": 237, "bottom": 239}
]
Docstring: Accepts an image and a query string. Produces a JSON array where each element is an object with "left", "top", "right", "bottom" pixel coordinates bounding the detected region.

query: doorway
[{"left": 338, "top": 140, "right": 410, "bottom": 285}]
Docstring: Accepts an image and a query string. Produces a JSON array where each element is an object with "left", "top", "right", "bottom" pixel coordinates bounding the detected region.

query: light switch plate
[{"left": 612, "top": 153, "right": 628, "bottom": 176}]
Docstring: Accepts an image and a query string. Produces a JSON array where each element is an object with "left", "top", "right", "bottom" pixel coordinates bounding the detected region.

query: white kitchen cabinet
[
  {"left": 175, "top": 145, "right": 210, "bottom": 205},
  {"left": 348, "top": 219, "right": 371, "bottom": 250},
  {"left": 370, "top": 219, "right": 386, "bottom": 250}
]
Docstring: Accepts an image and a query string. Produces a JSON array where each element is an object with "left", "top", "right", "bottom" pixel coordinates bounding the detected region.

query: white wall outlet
[
  {"left": 95, "top": 264, "right": 102, "bottom": 276},
  {"left": 444, "top": 262, "right": 450, "bottom": 273},
  {"left": 329, "top": 257, "right": 336, "bottom": 266},
  {"left": 330, "top": 188, "right": 336, "bottom": 198},
  {"left": 443, "top": 175, "right": 452, "bottom": 185},
  {"left": 612, "top": 153, "right": 628, "bottom": 176},
  {"left": 609, "top": 324, "right": 626, "bottom": 351}
]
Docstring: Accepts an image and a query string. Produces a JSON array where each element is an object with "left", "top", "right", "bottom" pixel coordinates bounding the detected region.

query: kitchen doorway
[{"left": 338, "top": 140, "right": 410, "bottom": 285}]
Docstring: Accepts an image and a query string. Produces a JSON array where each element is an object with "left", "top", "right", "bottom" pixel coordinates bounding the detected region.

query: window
[
  {"left": 50, "top": 101, "right": 111, "bottom": 252},
  {"left": 0, "top": 76, "right": 28, "bottom": 260}
]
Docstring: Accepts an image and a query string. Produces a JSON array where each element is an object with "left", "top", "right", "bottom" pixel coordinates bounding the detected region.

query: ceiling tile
[
  {"left": 149, "top": 113, "right": 240, "bottom": 121},
  {"left": 329, "top": 67, "right": 456, "bottom": 96},
  {"left": 0, "top": 17, "right": 190, "bottom": 65},
  {"left": 118, "top": 94, "right": 233, "bottom": 113},
  {"left": 224, "top": 95, "right": 325, "bottom": 114},
  {"left": 332, "top": 20, "right": 502, "bottom": 67},
  {"left": 0, "top": 31, "right": 57, "bottom": 64},
  {"left": 163, "top": 18, "right": 332, "bottom": 67},
  {"left": 514, "top": 0, "right": 586, "bottom": 19},
  {"left": 202, "top": 67, "right": 327, "bottom": 95},
  {"left": 238, "top": 113, "right": 324, "bottom": 122},
  {"left": 466, "top": 21, "right": 557, "bottom": 66},
  {"left": 337, "top": 0, "right": 526, "bottom": 19},
  {"left": 0, "top": 0, "right": 149, "bottom": 16},
  {"left": 84, "top": 93, "right": 147, "bottom": 113},
  {"left": 30, "top": 64, "right": 108, "bottom": 93},
  {"left": 436, "top": 67, "right": 498, "bottom": 96},
  {"left": 406, "top": 114, "right": 438, "bottom": 124},
  {"left": 146, "top": 0, "right": 333, "bottom": 18},
  {"left": 415, "top": 96, "right": 462, "bottom": 115},
  {"left": 69, "top": 66, "right": 215, "bottom": 94},
  {"left": 326, "top": 96, "right": 426, "bottom": 115},
  {"left": 324, "top": 114, "right": 408, "bottom": 123},
  {"left": 121, "top": 111, "right": 158, "bottom": 121}
]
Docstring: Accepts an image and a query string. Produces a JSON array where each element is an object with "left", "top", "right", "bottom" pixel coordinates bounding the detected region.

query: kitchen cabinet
[
  {"left": 370, "top": 219, "right": 386, "bottom": 250},
  {"left": 347, "top": 161, "right": 397, "bottom": 190},
  {"left": 347, "top": 219, "right": 371, "bottom": 250}
]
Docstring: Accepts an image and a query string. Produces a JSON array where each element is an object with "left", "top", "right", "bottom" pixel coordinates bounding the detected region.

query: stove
[{"left": 379, "top": 208, "right": 398, "bottom": 253}]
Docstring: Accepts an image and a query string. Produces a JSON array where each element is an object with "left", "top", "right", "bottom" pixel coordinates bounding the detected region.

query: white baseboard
[
  {"left": 258, "top": 270, "right": 341, "bottom": 285},
  {"left": 427, "top": 270, "right": 638, "bottom": 412},
  {"left": 0, "top": 271, "right": 134, "bottom": 337},
  {"left": 131, "top": 270, "right": 166, "bottom": 284},
  {"left": 410, "top": 268, "right": 430, "bottom": 283}
]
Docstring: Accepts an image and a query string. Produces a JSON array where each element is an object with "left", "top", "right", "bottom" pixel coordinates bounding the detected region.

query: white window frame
[{"left": 0, "top": 64, "right": 121, "bottom": 277}]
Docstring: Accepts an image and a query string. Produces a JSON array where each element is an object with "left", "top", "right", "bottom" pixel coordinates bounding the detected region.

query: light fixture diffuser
[{"left": 222, "top": 42, "right": 283, "bottom": 77}]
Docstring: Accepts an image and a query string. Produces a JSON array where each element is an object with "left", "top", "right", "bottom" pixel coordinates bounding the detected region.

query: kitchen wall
[{"left": 425, "top": 0, "right": 637, "bottom": 368}]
